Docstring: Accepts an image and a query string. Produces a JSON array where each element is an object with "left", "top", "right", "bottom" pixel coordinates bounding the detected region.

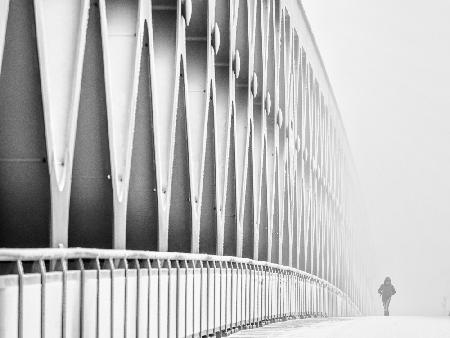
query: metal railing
[{"left": 0, "top": 248, "right": 360, "bottom": 337}]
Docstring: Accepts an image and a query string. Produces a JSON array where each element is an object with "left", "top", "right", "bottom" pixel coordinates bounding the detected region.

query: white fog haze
[{"left": 302, "top": 0, "right": 450, "bottom": 316}]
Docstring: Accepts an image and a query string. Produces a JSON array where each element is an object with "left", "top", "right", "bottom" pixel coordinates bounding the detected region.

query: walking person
[{"left": 378, "top": 276, "right": 396, "bottom": 316}]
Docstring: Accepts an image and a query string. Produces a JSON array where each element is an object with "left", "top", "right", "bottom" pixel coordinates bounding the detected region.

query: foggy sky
[{"left": 301, "top": 0, "right": 450, "bottom": 316}]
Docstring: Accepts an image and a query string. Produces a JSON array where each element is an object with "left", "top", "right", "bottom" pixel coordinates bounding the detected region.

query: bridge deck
[{"left": 231, "top": 316, "right": 450, "bottom": 338}]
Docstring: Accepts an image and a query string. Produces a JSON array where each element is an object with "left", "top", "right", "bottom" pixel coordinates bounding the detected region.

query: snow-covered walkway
[{"left": 231, "top": 316, "right": 450, "bottom": 338}]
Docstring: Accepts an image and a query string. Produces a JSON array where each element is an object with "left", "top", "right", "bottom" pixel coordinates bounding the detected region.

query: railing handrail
[{"left": 0, "top": 247, "right": 350, "bottom": 297}]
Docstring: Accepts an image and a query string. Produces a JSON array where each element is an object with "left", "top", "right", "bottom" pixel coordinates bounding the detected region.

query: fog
[{"left": 302, "top": 0, "right": 450, "bottom": 316}]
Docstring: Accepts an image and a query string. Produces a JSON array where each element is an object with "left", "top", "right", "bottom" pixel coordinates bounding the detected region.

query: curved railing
[{"left": 0, "top": 248, "right": 360, "bottom": 337}]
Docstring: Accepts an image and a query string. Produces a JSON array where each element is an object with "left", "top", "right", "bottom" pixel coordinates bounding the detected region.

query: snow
[{"left": 231, "top": 316, "right": 450, "bottom": 338}]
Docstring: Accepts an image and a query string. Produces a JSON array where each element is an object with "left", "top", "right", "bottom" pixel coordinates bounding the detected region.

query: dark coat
[{"left": 378, "top": 283, "right": 396, "bottom": 301}]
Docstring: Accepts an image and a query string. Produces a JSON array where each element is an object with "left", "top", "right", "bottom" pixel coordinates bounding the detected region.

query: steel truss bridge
[{"left": 0, "top": 0, "right": 374, "bottom": 336}]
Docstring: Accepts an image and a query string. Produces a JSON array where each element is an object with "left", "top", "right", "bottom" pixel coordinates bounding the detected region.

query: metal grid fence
[{"left": 0, "top": 248, "right": 359, "bottom": 337}]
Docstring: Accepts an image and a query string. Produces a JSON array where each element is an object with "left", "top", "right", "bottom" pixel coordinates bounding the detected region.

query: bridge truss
[{"left": 0, "top": 0, "right": 374, "bottom": 335}]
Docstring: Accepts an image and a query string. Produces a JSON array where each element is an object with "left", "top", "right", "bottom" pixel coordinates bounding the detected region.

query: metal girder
[
  {"left": 0, "top": 0, "right": 374, "bottom": 316},
  {"left": 0, "top": 0, "right": 10, "bottom": 76},
  {"left": 33, "top": 0, "right": 90, "bottom": 247}
]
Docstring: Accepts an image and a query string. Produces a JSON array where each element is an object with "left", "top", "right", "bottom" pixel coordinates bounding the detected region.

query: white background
[{"left": 302, "top": 0, "right": 450, "bottom": 315}]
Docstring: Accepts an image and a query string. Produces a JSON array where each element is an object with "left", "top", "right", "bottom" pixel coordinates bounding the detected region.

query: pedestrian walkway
[{"left": 231, "top": 316, "right": 450, "bottom": 338}]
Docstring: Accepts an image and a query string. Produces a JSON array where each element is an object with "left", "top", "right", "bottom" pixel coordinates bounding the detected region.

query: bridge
[
  {"left": 0, "top": 0, "right": 374, "bottom": 337},
  {"left": 231, "top": 316, "right": 450, "bottom": 337}
]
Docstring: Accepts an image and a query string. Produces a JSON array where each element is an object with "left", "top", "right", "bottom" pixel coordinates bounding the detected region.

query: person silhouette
[{"left": 378, "top": 276, "right": 396, "bottom": 316}]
